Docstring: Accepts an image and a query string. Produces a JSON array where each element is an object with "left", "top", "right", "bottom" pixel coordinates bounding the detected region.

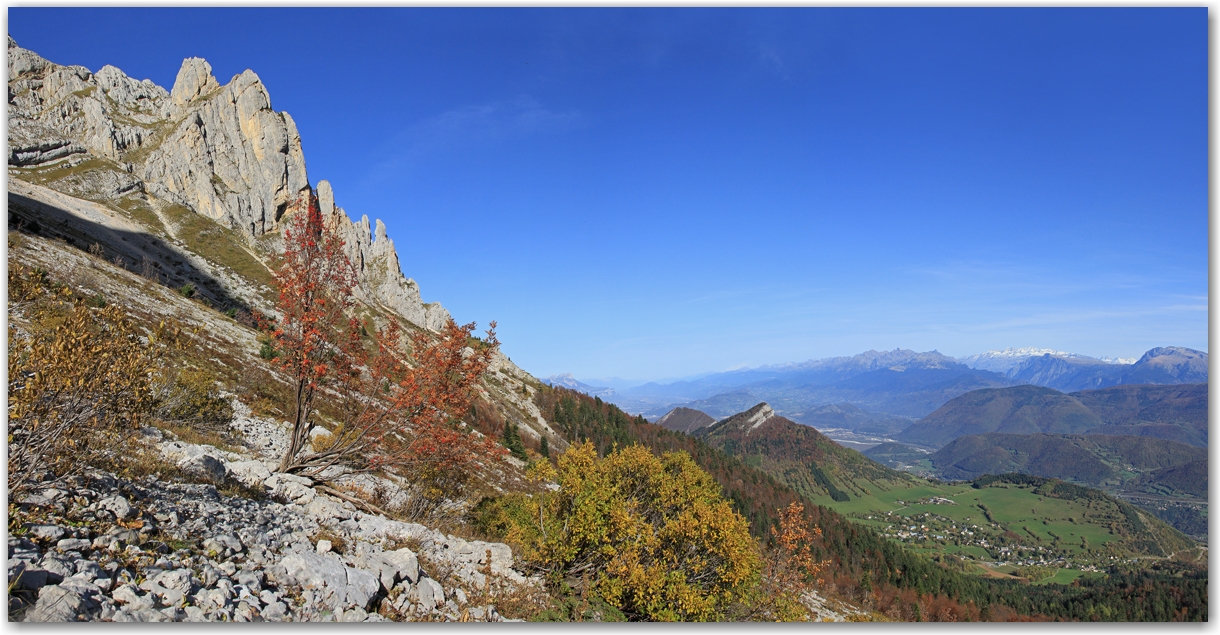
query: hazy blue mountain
[
  {"left": 1008, "top": 347, "right": 1207, "bottom": 392},
  {"left": 896, "top": 385, "right": 1104, "bottom": 448},
  {"left": 542, "top": 373, "right": 616, "bottom": 398},
  {"left": 610, "top": 348, "right": 1012, "bottom": 419},
  {"left": 895, "top": 381, "right": 1208, "bottom": 449},
  {"left": 960, "top": 347, "right": 1134, "bottom": 375},
  {"left": 1076, "top": 383, "right": 1209, "bottom": 447}
]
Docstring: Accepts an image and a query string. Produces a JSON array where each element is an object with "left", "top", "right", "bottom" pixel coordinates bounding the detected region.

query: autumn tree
[
  {"left": 749, "top": 502, "right": 832, "bottom": 620},
  {"left": 267, "top": 191, "right": 502, "bottom": 496}
]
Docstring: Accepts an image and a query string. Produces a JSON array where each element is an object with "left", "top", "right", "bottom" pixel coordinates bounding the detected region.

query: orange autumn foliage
[{"left": 268, "top": 191, "right": 503, "bottom": 488}]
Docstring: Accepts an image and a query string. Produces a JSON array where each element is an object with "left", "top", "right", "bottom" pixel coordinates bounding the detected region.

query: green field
[
  {"left": 805, "top": 477, "right": 1132, "bottom": 572},
  {"left": 1033, "top": 567, "right": 1104, "bottom": 586}
]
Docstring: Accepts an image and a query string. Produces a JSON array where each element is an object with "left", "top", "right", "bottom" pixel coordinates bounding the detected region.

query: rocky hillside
[
  {"left": 10, "top": 435, "right": 531, "bottom": 623},
  {"left": 5, "top": 38, "right": 577, "bottom": 623}
]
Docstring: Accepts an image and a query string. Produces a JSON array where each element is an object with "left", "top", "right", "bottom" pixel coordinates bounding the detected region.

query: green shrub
[
  {"left": 153, "top": 367, "right": 233, "bottom": 432},
  {"left": 258, "top": 338, "right": 279, "bottom": 360},
  {"left": 178, "top": 283, "right": 195, "bottom": 298}
]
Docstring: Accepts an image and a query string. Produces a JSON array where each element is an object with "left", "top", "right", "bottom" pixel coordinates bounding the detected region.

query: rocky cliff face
[{"left": 7, "top": 37, "right": 450, "bottom": 332}]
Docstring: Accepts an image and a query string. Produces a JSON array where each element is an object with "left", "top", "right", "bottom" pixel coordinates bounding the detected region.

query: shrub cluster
[
  {"left": 474, "top": 442, "right": 761, "bottom": 621},
  {"left": 8, "top": 265, "right": 178, "bottom": 495}
]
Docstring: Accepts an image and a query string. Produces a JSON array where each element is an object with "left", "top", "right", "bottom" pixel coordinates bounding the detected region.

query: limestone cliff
[{"left": 7, "top": 37, "right": 450, "bottom": 331}]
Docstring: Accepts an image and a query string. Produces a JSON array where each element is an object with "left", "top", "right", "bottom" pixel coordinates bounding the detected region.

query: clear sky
[{"left": 9, "top": 8, "right": 1208, "bottom": 381}]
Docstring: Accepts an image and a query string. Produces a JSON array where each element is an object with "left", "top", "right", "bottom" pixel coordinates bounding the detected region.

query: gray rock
[
  {"left": 215, "top": 578, "right": 236, "bottom": 601},
  {"left": 261, "top": 601, "right": 288, "bottom": 621},
  {"left": 99, "top": 495, "right": 135, "bottom": 520},
  {"left": 9, "top": 562, "right": 49, "bottom": 591},
  {"left": 25, "top": 524, "right": 66, "bottom": 542},
  {"left": 226, "top": 460, "right": 272, "bottom": 489},
  {"left": 278, "top": 550, "right": 385, "bottom": 611},
  {"left": 152, "top": 568, "right": 197, "bottom": 595},
  {"left": 56, "top": 537, "right": 91, "bottom": 552},
  {"left": 104, "top": 527, "right": 141, "bottom": 546},
  {"left": 112, "top": 583, "right": 143, "bottom": 606},
  {"left": 24, "top": 584, "right": 87, "bottom": 622},
  {"left": 233, "top": 600, "right": 261, "bottom": 622},
  {"left": 383, "top": 547, "right": 421, "bottom": 586},
  {"left": 345, "top": 566, "right": 379, "bottom": 610},
  {"left": 212, "top": 533, "right": 243, "bottom": 553},
  {"left": 199, "top": 564, "right": 221, "bottom": 588},
  {"left": 74, "top": 559, "right": 103, "bottom": 580},
  {"left": 179, "top": 454, "right": 227, "bottom": 484},
  {"left": 195, "top": 588, "right": 229, "bottom": 611},
  {"left": 38, "top": 555, "right": 75, "bottom": 580},
  {"left": 401, "top": 577, "right": 445, "bottom": 614},
  {"left": 235, "top": 569, "right": 263, "bottom": 593},
  {"left": 339, "top": 606, "right": 368, "bottom": 622}
]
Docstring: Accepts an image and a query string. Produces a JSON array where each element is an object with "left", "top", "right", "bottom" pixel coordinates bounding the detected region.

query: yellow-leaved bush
[
  {"left": 8, "top": 264, "right": 181, "bottom": 495},
  {"left": 475, "top": 442, "right": 761, "bottom": 621}
]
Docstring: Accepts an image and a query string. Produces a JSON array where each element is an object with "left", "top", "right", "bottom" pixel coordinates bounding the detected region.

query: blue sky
[{"left": 9, "top": 8, "right": 1207, "bottom": 380}]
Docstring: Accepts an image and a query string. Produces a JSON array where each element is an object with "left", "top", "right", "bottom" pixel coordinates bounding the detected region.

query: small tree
[
  {"left": 267, "top": 192, "right": 503, "bottom": 491},
  {"left": 753, "top": 502, "right": 831, "bottom": 620},
  {"left": 268, "top": 192, "right": 361, "bottom": 473},
  {"left": 502, "top": 420, "right": 527, "bottom": 461}
]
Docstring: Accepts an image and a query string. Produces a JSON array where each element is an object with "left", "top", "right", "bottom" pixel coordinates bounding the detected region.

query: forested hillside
[
  {"left": 694, "top": 403, "right": 910, "bottom": 501},
  {"left": 512, "top": 387, "right": 1207, "bottom": 621},
  {"left": 898, "top": 384, "right": 1208, "bottom": 449},
  {"left": 931, "top": 433, "right": 1206, "bottom": 495}
]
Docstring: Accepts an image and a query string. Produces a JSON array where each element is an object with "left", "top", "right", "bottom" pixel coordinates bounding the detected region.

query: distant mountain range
[
  {"left": 540, "top": 373, "right": 616, "bottom": 398},
  {"left": 1007, "top": 347, "right": 1207, "bottom": 392},
  {"left": 960, "top": 347, "right": 1136, "bottom": 374},
  {"left": 562, "top": 345, "right": 1206, "bottom": 425}
]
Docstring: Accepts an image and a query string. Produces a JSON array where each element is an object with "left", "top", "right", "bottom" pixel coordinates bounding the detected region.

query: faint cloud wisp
[{"left": 363, "top": 96, "right": 583, "bottom": 186}]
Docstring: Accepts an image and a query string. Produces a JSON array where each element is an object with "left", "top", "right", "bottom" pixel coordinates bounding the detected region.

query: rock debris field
[{"left": 9, "top": 417, "right": 531, "bottom": 622}]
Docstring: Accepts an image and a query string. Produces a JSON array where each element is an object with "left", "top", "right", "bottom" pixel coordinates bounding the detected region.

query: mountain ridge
[{"left": 8, "top": 37, "right": 451, "bottom": 331}]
